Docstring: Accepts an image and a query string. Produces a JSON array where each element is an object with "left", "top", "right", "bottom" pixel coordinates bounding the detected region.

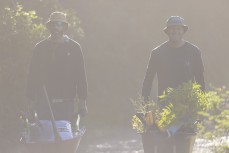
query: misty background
[
  {"left": 67, "top": 0, "right": 229, "bottom": 127},
  {"left": 65, "top": 1, "right": 229, "bottom": 151},
  {"left": 1, "top": 0, "right": 229, "bottom": 152}
]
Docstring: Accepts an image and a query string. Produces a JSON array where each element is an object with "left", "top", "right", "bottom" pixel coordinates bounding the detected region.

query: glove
[{"left": 77, "top": 100, "right": 88, "bottom": 117}]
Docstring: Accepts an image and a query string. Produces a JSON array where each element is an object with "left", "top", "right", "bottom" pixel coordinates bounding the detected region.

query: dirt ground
[
  {"left": 77, "top": 127, "right": 210, "bottom": 153},
  {"left": 9, "top": 126, "right": 215, "bottom": 153}
]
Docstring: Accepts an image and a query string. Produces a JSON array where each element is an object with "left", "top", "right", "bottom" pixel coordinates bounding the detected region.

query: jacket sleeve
[
  {"left": 142, "top": 50, "right": 157, "bottom": 101},
  {"left": 76, "top": 45, "right": 88, "bottom": 101},
  {"left": 193, "top": 49, "right": 205, "bottom": 91},
  {"left": 26, "top": 45, "right": 42, "bottom": 101}
]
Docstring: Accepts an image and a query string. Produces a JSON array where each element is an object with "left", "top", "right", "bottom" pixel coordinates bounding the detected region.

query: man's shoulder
[
  {"left": 64, "top": 36, "right": 81, "bottom": 49},
  {"left": 152, "top": 41, "right": 169, "bottom": 54},
  {"left": 34, "top": 38, "right": 48, "bottom": 48},
  {"left": 35, "top": 36, "right": 81, "bottom": 48},
  {"left": 184, "top": 41, "right": 201, "bottom": 52}
]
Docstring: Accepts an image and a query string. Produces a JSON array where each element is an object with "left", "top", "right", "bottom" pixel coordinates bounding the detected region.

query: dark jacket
[
  {"left": 26, "top": 36, "right": 87, "bottom": 102},
  {"left": 142, "top": 41, "right": 205, "bottom": 101}
]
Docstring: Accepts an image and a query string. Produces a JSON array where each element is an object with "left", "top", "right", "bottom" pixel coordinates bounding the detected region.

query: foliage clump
[
  {"left": 132, "top": 81, "right": 209, "bottom": 133},
  {"left": 197, "top": 85, "right": 229, "bottom": 153},
  {"left": 131, "top": 82, "right": 229, "bottom": 152}
]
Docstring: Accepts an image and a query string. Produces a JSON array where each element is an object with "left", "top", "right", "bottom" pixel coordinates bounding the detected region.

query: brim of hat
[
  {"left": 163, "top": 25, "right": 188, "bottom": 33},
  {"left": 46, "top": 20, "right": 68, "bottom": 25}
]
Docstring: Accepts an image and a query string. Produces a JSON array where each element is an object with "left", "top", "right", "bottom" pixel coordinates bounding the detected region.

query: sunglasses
[{"left": 49, "top": 21, "right": 67, "bottom": 27}]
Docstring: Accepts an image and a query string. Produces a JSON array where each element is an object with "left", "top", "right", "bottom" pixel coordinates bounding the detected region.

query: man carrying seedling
[{"left": 141, "top": 16, "right": 205, "bottom": 153}]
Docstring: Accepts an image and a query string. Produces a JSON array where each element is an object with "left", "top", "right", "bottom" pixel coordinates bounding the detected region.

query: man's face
[
  {"left": 48, "top": 21, "right": 67, "bottom": 36},
  {"left": 166, "top": 25, "right": 185, "bottom": 43}
]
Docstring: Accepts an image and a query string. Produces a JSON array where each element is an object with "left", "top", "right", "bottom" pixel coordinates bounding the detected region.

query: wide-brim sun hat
[
  {"left": 163, "top": 16, "right": 188, "bottom": 33},
  {"left": 46, "top": 11, "right": 68, "bottom": 28}
]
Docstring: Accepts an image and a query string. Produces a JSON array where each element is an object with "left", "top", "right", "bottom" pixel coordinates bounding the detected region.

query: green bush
[
  {"left": 197, "top": 85, "right": 229, "bottom": 152},
  {"left": 158, "top": 81, "right": 210, "bottom": 129},
  {"left": 131, "top": 81, "right": 210, "bottom": 132},
  {"left": 0, "top": 3, "right": 46, "bottom": 150}
]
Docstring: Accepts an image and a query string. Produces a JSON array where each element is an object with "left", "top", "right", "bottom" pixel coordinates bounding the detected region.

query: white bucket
[{"left": 28, "top": 120, "right": 73, "bottom": 142}]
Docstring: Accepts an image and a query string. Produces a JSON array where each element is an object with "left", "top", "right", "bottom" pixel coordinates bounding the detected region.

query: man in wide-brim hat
[
  {"left": 163, "top": 16, "right": 188, "bottom": 33},
  {"left": 46, "top": 11, "right": 69, "bottom": 42},
  {"left": 141, "top": 16, "right": 205, "bottom": 153},
  {"left": 26, "top": 11, "right": 88, "bottom": 124},
  {"left": 163, "top": 16, "right": 188, "bottom": 48}
]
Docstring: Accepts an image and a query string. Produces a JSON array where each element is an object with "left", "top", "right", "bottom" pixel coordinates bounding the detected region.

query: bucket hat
[
  {"left": 164, "top": 16, "right": 188, "bottom": 33},
  {"left": 46, "top": 11, "right": 68, "bottom": 27}
]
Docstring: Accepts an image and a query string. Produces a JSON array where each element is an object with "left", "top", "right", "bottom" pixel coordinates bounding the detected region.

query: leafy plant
[
  {"left": 157, "top": 103, "right": 175, "bottom": 130},
  {"left": 131, "top": 82, "right": 229, "bottom": 152},
  {"left": 158, "top": 81, "right": 210, "bottom": 130},
  {"left": 197, "top": 85, "right": 229, "bottom": 153},
  {"left": 131, "top": 96, "right": 161, "bottom": 133},
  {"left": 131, "top": 81, "right": 211, "bottom": 134},
  {"left": 132, "top": 114, "right": 145, "bottom": 133}
]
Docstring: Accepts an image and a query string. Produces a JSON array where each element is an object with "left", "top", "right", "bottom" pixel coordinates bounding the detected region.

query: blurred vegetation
[
  {"left": 158, "top": 82, "right": 210, "bottom": 129},
  {"left": 132, "top": 82, "right": 229, "bottom": 152},
  {"left": 132, "top": 82, "right": 210, "bottom": 133},
  {"left": 0, "top": 1, "right": 83, "bottom": 152},
  {"left": 0, "top": 4, "right": 46, "bottom": 150},
  {"left": 131, "top": 96, "right": 159, "bottom": 133},
  {"left": 197, "top": 85, "right": 229, "bottom": 153}
]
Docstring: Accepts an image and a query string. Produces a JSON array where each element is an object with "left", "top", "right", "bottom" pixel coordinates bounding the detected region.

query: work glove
[{"left": 77, "top": 100, "right": 88, "bottom": 117}]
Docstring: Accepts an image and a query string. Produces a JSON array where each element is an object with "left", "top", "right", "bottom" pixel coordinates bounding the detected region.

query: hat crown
[
  {"left": 166, "top": 16, "right": 185, "bottom": 27},
  {"left": 48, "top": 11, "right": 67, "bottom": 23}
]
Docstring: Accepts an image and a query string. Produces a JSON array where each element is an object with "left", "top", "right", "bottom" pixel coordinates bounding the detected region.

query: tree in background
[{"left": 0, "top": 1, "right": 83, "bottom": 152}]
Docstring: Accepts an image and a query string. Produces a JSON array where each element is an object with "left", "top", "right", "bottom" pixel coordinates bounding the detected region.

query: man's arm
[
  {"left": 142, "top": 50, "right": 157, "bottom": 101},
  {"left": 193, "top": 49, "right": 205, "bottom": 91},
  {"left": 195, "top": 72, "right": 205, "bottom": 91},
  {"left": 75, "top": 45, "right": 88, "bottom": 117}
]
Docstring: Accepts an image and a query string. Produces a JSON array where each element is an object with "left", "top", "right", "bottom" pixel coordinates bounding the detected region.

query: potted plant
[{"left": 131, "top": 81, "right": 210, "bottom": 153}]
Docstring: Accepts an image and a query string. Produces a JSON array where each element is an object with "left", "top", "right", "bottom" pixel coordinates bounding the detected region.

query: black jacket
[
  {"left": 26, "top": 37, "right": 87, "bottom": 102},
  {"left": 142, "top": 41, "right": 205, "bottom": 101}
]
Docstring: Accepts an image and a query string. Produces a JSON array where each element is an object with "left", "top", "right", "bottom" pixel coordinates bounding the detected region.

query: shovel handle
[{"left": 43, "top": 86, "right": 62, "bottom": 141}]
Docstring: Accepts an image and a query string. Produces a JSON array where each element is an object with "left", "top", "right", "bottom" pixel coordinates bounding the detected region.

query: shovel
[{"left": 43, "top": 86, "right": 62, "bottom": 141}]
